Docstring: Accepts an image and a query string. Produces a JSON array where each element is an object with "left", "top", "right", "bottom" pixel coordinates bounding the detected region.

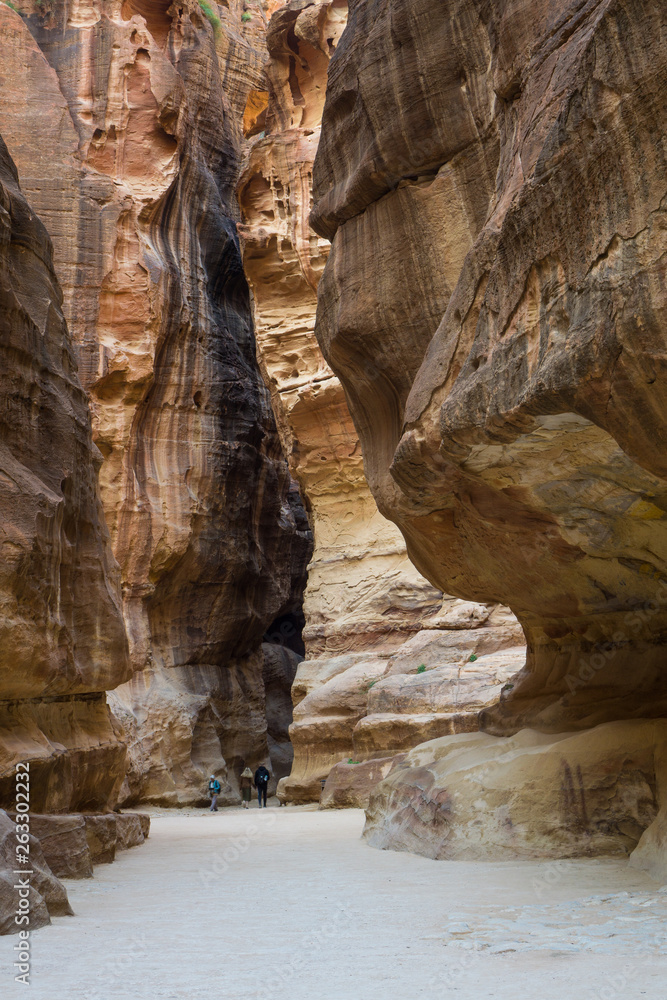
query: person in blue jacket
[{"left": 208, "top": 774, "right": 221, "bottom": 812}]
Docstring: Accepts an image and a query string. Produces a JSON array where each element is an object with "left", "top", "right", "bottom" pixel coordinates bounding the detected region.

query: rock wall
[
  {"left": 0, "top": 132, "right": 129, "bottom": 812},
  {"left": 311, "top": 0, "right": 667, "bottom": 865},
  {"left": 238, "top": 0, "right": 527, "bottom": 804},
  {"left": 0, "top": 0, "right": 312, "bottom": 808},
  {"left": 239, "top": 0, "right": 497, "bottom": 802}
]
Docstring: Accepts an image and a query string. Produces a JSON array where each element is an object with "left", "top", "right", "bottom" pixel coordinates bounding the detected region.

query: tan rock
[
  {"left": 320, "top": 755, "right": 405, "bottom": 810},
  {"left": 278, "top": 652, "right": 390, "bottom": 802},
  {"left": 116, "top": 813, "right": 148, "bottom": 851},
  {"left": 364, "top": 721, "right": 667, "bottom": 866},
  {"left": 0, "top": 126, "right": 130, "bottom": 810},
  {"left": 0, "top": 810, "right": 72, "bottom": 936},
  {"left": 26, "top": 815, "right": 93, "bottom": 880},
  {"left": 239, "top": 0, "right": 513, "bottom": 805},
  {"left": 84, "top": 815, "right": 117, "bottom": 866},
  {"left": 311, "top": 0, "right": 667, "bottom": 739},
  {"left": 0, "top": 0, "right": 313, "bottom": 806}
]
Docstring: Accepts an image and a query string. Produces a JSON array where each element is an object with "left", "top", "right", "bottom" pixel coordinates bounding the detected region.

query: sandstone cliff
[
  {"left": 0, "top": 0, "right": 312, "bottom": 807},
  {"left": 238, "top": 0, "right": 526, "bottom": 804},
  {"left": 0, "top": 132, "right": 129, "bottom": 812},
  {"left": 240, "top": 0, "right": 505, "bottom": 803},
  {"left": 311, "top": 0, "right": 667, "bottom": 867}
]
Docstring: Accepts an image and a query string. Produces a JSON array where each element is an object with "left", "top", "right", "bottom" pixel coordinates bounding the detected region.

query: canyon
[
  {"left": 311, "top": 0, "right": 667, "bottom": 876},
  {"left": 0, "top": 0, "right": 666, "bottom": 970}
]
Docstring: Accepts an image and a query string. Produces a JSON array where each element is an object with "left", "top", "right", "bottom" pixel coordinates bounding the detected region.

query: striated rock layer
[
  {"left": 311, "top": 0, "right": 667, "bottom": 856},
  {"left": 0, "top": 810, "right": 73, "bottom": 935},
  {"left": 239, "top": 0, "right": 524, "bottom": 803},
  {"left": 0, "top": 132, "right": 129, "bottom": 812},
  {"left": 0, "top": 0, "right": 312, "bottom": 806}
]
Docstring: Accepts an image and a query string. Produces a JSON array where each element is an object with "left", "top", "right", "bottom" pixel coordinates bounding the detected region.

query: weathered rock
[
  {"left": 84, "top": 815, "right": 117, "bottom": 866},
  {"left": 279, "top": 652, "right": 389, "bottom": 802},
  {"left": 311, "top": 0, "right": 667, "bottom": 847},
  {"left": 0, "top": 125, "right": 130, "bottom": 810},
  {"left": 239, "top": 0, "right": 523, "bottom": 805},
  {"left": 262, "top": 643, "right": 302, "bottom": 787},
  {"left": 110, "top": 655, "right": 271, "bottom": 807},
  {"left": 0, "top": 0, "right": 313, "bottom": 805},
  {"left": 83, "top": 811, "right": 150, "bottom": 863},
  {"left": 320, "top": 755, "right": 404, "bottom": 810},
  {"left": 0, "top": 809, "right": 72, "bottom": 935},
  {"left": 239, "top": 0, "right": 440, "bottom": 665},
  {"left": 312, "top": 0, "right": 667, "bottom": 735},
  {"left": 364, "top": 721, "right": 667, "bottom": 868},
  {"left": 115, "top": 813, "right": 148, "bottom": 851},
  {"left": 26, "top": 815, "right": 93, "bottom": 880}
]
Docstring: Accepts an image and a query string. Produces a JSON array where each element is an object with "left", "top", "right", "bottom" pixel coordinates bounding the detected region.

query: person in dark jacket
[{"left": 254, "top": 765, "right": 270, "bottom": 808}]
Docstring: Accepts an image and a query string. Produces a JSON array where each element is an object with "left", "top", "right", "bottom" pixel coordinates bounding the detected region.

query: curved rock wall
[
  {"left": 0, "top": 133, "right": 129, "bottom": 812},
  {"left": 311, "top": 0, "right": 667, "bottom": 863},
  {"left": 0, "top": 0, "right": 312, "bottom": 807},
  {"left": 312, "top": 0, "right": 667, "bottom": 734},
  {"left": 238, "top": 0, "right": 524, "bottom": 803}
]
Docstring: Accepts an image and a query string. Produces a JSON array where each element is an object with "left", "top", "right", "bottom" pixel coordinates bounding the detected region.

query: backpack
[
  {"left": 208, "top": 778, "right": 221, "bottom": 794},
  {"left": 255, "top": 766, "right": 270, "bottom": 785}
]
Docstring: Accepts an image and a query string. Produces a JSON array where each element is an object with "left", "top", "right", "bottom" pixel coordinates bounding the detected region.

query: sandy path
[{"left": 2, "top": 806, "right": 666, "bottom": 999}]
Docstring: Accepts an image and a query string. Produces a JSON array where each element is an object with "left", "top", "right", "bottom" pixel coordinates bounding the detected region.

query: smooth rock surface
[
  {"left": 364, "top": 721, "right": 667, "bottom": 870},
  {"left": 311, "top": 0, "right": 667, "bottom": 736},
  {"left": 0, "top": 0, "right": 312, "bottom": 807},
  {"left": 0, "top": 127, "right": 130, "bottom": 811}
]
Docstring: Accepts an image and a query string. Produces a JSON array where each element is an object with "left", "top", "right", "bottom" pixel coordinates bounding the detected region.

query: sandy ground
[{"left": 2, "top": 805, "right": 667, "bottom": 999}]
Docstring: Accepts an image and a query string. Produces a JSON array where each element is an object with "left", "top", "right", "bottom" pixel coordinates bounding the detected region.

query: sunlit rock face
[
  {"left": 312, "top": 0, "right": 667, "bottom": 736},
  {"left": 0, "top": 134, "right": 129, "bottom": 812},
  {"left": 0, "top": 0, "right": 312, "bottom": 805}
]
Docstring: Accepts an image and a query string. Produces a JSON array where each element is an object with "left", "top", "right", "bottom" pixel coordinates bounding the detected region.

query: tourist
[
  {"left": 208, "top": 774, "right": 221, "bottom": 812},
  {"left": 254, "top": 764, "right": 271, "bottom": 808},
  {"left": 239, "top": 766, "right": 253, "bottom": 808}
]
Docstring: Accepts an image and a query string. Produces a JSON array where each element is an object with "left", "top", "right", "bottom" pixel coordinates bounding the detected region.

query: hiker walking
[
  {"left": 254, "top": 765, "right": 270, "bottom": 808},
  {"left": 240, "top": 766, "right": 253, "bottom": 809},
  {"left": 208, "top": 774, "right": 221, "bottom": 812}
]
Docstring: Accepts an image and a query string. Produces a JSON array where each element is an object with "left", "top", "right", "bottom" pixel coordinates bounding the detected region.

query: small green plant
[
  {"left": 501, "top": 682, "right": 514, "bottom": 693},
  {"left": 468, "top": 653, "right": 478, "bottom": 662},
  {"left": 347, "top": 759, "right": 360, "bottom": 765},
  {"left": 241, "top": 10, "right": 252, "bottom": 21},
  {"left": 199, "top": 0, "right": 221, "bottom": 35},
  {"left": 367, "top": 680, "right": 377, "bottom": 690},
  {"left": 416, "top": 663, "right": 426, "bottom": 674},
  {"left": 3, "top": 1, "right": 20, "bottom": 11}
]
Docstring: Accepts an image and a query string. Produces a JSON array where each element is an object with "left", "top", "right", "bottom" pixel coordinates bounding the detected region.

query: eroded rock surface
[
  {"left": 0, "top": 0, "right": 312, "bottom": 806},
  {"left": 312, "top": 0, "right": 667, "bottom": 735},
  {"left": 311, "top": 0, "right": 667, "bottom": 850},
  {"left": 0, "top": 810, "right": 73, "bottom": 935},
  {"left": 0, "top": 131, "right": 130, "bottom": 811},
  {"left": 238, "top": 0, "right": 526, "bottom": 804},
  {"left": 364, "top": 721, "right": 667, "bottom": 878}
]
